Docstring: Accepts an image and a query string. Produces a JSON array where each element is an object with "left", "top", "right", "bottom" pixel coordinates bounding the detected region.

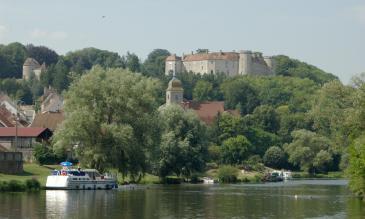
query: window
[{"left": 211, "top": 70, "right": 214, "bottom": 74}]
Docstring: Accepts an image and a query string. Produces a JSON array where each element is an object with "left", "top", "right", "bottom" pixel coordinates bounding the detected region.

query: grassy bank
[
  {"left": 291, "top": 171, "right": 344, "bottom": 179},
  {"left": 0, "top": 164, "right": 58, "bottom": 186}
]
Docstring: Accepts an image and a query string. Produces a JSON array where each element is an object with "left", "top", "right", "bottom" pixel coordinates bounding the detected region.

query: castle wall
[
  {"left": 167, "top": 50, "right": 275, "bottom": 76},
  {"left": 183, "top": 60, "right": 209, "bottom": 74},
  {"left": 211, "top": 60, "right": 239, "bottom": 76},
  {"left": 165, "top": 61, "right": 183, "bottom": 75}
]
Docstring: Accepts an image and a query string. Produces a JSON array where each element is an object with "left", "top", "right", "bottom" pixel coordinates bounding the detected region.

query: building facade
[
  {"left": 23, "top": 58, "right": 46, "bottom": 80},
  {"left": 165, "top": 50, "right": 276, "bottom": 76}
]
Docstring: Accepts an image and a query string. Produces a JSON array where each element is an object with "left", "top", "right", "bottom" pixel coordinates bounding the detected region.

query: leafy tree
[
  {"left": 251, "top": 105, "right": 280, "bottom": 133},
  {"left": 274, "top": 55, "right": 337, "bottom": 84},
  {"left": 142, "top": 49, "right": 170, "bottom": 78},
  {"left": 217, "top": 165, "right": 239, "bottom": 183},
  {"left": 125, "top": 52, "right": 141, "bottom": 73},
  {"left": 263, "top": 146, "right": 286, "bottom": 169},
  {"left": 221, "top": 77, "right": 260, "bottom": 115},
  {"left": 347, "top": 135, "right": 365, "bottom": 198},
  {"left": 158, "top": 104, "right": 208, "bottom": 178},
  {"left": 313, "top": 150, "right": 333, "bottom": 173},
  {"left": 51, "top": 59, "right": 70, "bottom": 92},
  {"left": 0, "top": 42, "right": 27, "bottom": 78},
  {"left": 284, "top": 129, "right": 333, "bottom": 173},
  {"left": 193, "top": 80, "right": 213, "bottom": 101},
  {"left": 220, "top": 135, "right": 253, "bottom": 165},
  {"left": 53, "top": 66, "right": 162, "bottom": 180},
  {"left": 26, "top": 44, "right": 59, "bottom": 65}
]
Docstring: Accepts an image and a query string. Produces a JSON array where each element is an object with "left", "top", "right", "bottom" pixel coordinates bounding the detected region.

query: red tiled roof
[
  {"left": 166, "top": 54, "right": 182, "bottom": 61},
  {"left": 0, "top": 127, "right": 50, "bottom": 137},
  {"left": 183, "top": 101, "right": 240, "bottom": 124},
  {"left": 183, "top": 52, "right": 239, "bottom": 62}
]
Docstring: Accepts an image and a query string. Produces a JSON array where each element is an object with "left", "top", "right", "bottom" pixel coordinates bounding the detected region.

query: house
[
  {"left": 164, "top": 75, "right": 238, "bottom": 124},
  {"left": 0, "top": 94, "right": 31, "bottom": 126},
  {"left": 40, "top": 87, "right": 63, "bottom": 113},
  {"left": 0, "top": 127, "right": 52, "bottom": 161},
  {"left": 23, "top": 58, "right": 46, "bottom": 80},
  {"left": 31, "top": 111, "right": 64, "bottom": 131}
]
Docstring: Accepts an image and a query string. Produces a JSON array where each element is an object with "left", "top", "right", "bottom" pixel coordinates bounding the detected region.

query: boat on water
[
  {"left": 202, "top": 177, "right": 215, "bottom": 184},
  {"left": 46, "top": 162, "right": 118, "bottom": 190}
]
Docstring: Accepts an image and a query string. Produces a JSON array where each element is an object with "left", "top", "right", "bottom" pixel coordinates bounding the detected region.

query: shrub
[
  {"left": 217, "top": 165, "right": 239, "bottom": 183},
  {"left": 7, "top": 180, "right": 26, "bottom": 192},
  {"left": 25, "top": 179, "right": 41, "bottom": 191}
]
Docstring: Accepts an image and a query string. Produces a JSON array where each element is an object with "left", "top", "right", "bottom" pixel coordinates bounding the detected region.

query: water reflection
[{"left": 0, "top": 180, "right": 364, "bottom": 219}]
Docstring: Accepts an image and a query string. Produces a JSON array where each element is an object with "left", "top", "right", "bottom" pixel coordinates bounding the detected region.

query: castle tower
[
  {"left": 23, "top": 58, "right": 41, "bottom": 80},
  {"left": 238, "top": 50, "right": 252, "bottom": 75},
  {"left": 264, "top": 56, "right": 276, "bottom": 74},
  {"left": 165, "top": 54, "right": 182, "bottom": 75},
  {"left": 166, "top": 73, "right": 184, "bottom": 105}
]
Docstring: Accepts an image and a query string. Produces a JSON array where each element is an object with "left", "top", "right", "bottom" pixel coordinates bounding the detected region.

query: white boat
[
  {"left": 271, "top": 170, "right": 292, "bottom": 180},
  {"left": 202, "top": 177, "right": 215, "bottom": 184},
  {"left": 46, "top": 168, "right": 118, "bottom": 190}
]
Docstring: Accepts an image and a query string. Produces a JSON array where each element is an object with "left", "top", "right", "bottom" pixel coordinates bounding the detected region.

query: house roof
[
  {"left": 31, "top": 111, "right": 64, "bottom": 131},
  {"left": 183, "top": 101, "right": 239, "bottom": 124},
  {"left": 0, "top": 127, "right": 52, "bottom": 138},
  {"left": 0, "top": 144, "right": 8, "bottom": 152},
  {"left": 166, "top": 54, "right": 182, "bottom": 61},
  {"left": 183, "top": 52, "right": 239, "bottom": 62},
  {"left": 23, "top": 58, "right": 40, "bottom": 67},
  {"left": 0, "top": 106, "right": 14, "bottom": 127}
]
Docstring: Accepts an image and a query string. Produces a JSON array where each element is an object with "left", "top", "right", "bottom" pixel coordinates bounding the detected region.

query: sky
[{"left": 0, "top": 0, "right": 364, "bottom": 83}]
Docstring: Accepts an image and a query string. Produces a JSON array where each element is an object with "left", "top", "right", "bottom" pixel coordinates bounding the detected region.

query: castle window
[{"left": 211, "top": 70, "right": 213, "bottom": 74}]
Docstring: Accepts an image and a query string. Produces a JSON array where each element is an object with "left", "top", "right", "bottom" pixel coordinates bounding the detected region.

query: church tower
[{"left": 166, "top": 74, "right": 184, "bottom": 105}]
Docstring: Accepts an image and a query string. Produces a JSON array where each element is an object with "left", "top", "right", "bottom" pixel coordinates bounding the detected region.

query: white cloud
[
  {"left": 30, "top": 28, "right": 68, "bottom": 40},
  {"left": 351, "top": 4, "right": 365, "bottom": 23},
  {"left": 0, "top": 25, "right": 8, "bottom": 40}
]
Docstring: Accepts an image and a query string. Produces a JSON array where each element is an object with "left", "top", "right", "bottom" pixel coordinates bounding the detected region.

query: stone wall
[{"left": 0, "top": 152, "right": 23, "bottom": 174}]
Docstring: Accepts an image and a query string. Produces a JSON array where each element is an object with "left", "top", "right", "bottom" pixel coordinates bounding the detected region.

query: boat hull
[{"left": 46, "top": 176, "right": 118, "bottom": 190}]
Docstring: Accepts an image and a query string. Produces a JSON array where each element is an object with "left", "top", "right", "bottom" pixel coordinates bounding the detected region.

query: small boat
[
  {"left": 46, "top": 162, "right": 118, "bottom": 190},
  {"left": 202, "top": 177, "right": 215, "bottom": 184}
]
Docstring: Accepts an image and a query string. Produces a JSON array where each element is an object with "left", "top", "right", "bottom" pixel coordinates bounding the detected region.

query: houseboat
[{"left": 46, "top": 162, "right": 118, "bottom": 190}]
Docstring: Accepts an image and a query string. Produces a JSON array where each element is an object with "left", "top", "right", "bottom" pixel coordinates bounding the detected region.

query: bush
[
  {"left": 0, "top": 179, "right": 41, "bottom": 192},
  {"left": 217, "top": 165, "right": 239, "bottom": 183},
  {"left": 25, "top": 178, "right": 41, "bottom": 191}
]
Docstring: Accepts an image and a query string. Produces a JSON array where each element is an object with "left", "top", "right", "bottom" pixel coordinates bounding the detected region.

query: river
[{"left": 0, "top": 180, "right": 363, "bottom": 219}]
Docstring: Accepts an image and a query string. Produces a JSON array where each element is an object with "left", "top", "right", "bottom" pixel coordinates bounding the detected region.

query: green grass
[
  {"left": 291, "top": 171, "right": 345, "bottom": 179},
  {"left": 0, "top": 164, "right": 58, "bottom": 186}
]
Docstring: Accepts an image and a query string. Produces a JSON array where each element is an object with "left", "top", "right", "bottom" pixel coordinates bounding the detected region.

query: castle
[
  {"left": 165, "top": 50, "right": 276, "bottom": 76},
  {"left": 22, "top": 58, "right": 46, "bottom": 80}
]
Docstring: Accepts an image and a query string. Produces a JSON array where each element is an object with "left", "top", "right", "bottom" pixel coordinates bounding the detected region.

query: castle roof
[
  {"left": 166, "top": 54, "right": 182, "bottom": 61},
  {"left": 183, "top": 52, "right": 239, "bottom": 62},
  {"left": 23, "top": 58, "right": 40, "bottom": 67}
]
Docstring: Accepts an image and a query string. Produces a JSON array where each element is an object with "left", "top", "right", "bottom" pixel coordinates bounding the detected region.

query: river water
[{"left": 0, "top": 180, "right": 364, "bottom": 219}]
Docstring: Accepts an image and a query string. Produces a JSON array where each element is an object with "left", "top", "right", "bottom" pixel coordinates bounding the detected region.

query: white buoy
[{"left": 294, "top": 194, "right": 298, "bottom": 199}]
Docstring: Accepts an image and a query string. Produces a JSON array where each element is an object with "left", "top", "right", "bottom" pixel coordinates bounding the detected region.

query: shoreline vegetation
[{"left": 0, "top": 164, "right": 344, "bottom": 192}]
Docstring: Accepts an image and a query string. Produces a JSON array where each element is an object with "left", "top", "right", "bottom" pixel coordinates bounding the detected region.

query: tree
[
  {"left": 53, "top": 66, "right": 162, "bottom": 180},
  {"left": 251, "top": 105, "right": 280, "bottom": 133},
  {"left": 26, "top": 44, "right": 59, "bottom": 65},
  {"left": 142, "top": 49, "right": 170, "bottom": 78},
  {"left": 347, "top": 135, "right": 365, "bottom": 198},
  {"left": 0, "top": 42, "right": 27, "bottom": 78},
  {"left": 193, "top": 80, "right": 213, "bottom": 101},
  {"left": 221, "top": 77, "right": 260, "bottom": 115},
  {"left": 274, "top": 55, "right": 337, "bottom": 84},
  {"left": 125, "top": 52, "right": 141, "bottom": 73},
  {"left": 220, "top": 135, "right": 253, "bottom": 165},
  {"left": 158, "top": 104, "right": 208, "bottom": 178},
  {"left": 283, "top": 129, "right": 333, "bottom": 173},
  {"left": 263, "top": 146, "right": 286, "bottom": 169},
  {"left": 51, "top": 59, "right": 70, "bottom": 92}
]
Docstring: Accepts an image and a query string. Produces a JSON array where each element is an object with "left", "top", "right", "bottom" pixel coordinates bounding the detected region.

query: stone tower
[
  {"left": 238, "top": 50, "right": 252, "bottom": 75},
  {"left": 23, "top": 58, "right": 44, "bottom": 80},
  {"left": 166, "top": 74, "right": 184, "bottom": 105}
]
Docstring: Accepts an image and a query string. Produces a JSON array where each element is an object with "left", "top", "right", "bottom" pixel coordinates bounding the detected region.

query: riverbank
[{"left": 0, "top": 164, "right": 58, "bottom": 186}]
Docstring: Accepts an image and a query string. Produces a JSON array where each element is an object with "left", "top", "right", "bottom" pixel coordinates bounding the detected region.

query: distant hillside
[{"left": 274, "top": 55, "right": 338, "bottom": 84}]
